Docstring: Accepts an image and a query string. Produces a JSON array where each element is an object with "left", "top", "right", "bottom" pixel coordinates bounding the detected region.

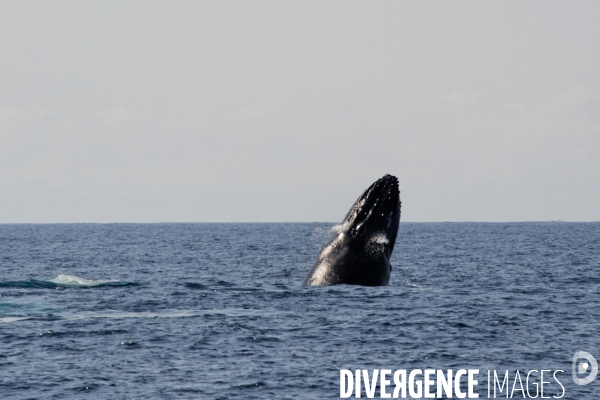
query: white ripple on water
[
  {"left": 0, "top": 296, "right": 63, "bottom": 322},
  {"left": 0, "top": 316, "right": 31, "bottom": 323},
  {"left": 0, "top": 308, "right": 284, "bottom": 323},
  {"left": 49, "top": 274, "right": 121, "bottom": 287}
]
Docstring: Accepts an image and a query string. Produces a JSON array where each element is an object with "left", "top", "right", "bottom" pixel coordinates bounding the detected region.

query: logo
[
  {"left": 572, "top": 351, "right": 598, "bottom": 385},
  {"left": 339, "top": 352, "right": 597, "bottom": 398}
]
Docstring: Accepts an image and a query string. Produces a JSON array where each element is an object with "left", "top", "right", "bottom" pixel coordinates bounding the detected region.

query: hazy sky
[{"left": 1, "top": 1, "right": 599, "bottom": 222}]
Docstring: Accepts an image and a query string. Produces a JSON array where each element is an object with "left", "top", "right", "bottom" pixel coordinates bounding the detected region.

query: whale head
[
  {"left": 303, "top": 174, "right": 401, "bottom": 286},
  {"left": 341, "top": 174, "right": 401, "bottom": 258}
]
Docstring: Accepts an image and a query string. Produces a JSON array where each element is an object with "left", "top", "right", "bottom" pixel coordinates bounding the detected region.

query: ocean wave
[
  {"left": 1, "top": 308, "right": 286, "bottom": 323},
  {"left": 0, "top": 274, "right": 139, "bottom": 289}
]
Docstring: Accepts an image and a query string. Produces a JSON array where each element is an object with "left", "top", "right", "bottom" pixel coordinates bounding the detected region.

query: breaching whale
[{"left": 303, "top": 174, "right": 401, "bottom": 286}]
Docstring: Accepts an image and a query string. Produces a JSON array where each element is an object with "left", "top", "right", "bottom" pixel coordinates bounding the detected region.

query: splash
[
  {"left": 406, "top": 281, "right": 425, "bottom": 289},
  {"left": 330, "top": 222, "right": 349, "bottom": 234}
]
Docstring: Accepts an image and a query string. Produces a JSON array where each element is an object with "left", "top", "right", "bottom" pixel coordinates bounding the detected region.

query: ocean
[{"left": 1, "top": 222, "right": 599, "bottom": 399}]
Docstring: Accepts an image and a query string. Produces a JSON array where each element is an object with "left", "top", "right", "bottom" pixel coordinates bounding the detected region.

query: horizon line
[{"left": 0, "top": 220, "right": 597, "bottom": 225}]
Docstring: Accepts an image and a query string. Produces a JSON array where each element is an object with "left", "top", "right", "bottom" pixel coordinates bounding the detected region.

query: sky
[{"left": 1, "top": 1, "right": 599, "bottom": 223}]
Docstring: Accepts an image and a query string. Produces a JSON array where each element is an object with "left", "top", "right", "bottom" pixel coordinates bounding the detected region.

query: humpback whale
[{"left": 303, "top": 174, "right": 401, "bottom": 286}]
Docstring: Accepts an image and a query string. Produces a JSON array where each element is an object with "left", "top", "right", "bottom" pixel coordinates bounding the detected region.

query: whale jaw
[{"left": 303, "top": 174, "right": 401, "bottom": 286}]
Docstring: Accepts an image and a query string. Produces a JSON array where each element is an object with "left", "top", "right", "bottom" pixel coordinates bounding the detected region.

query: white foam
[{"left": 49, "top": 274, "right": 119, "bottom": 287}]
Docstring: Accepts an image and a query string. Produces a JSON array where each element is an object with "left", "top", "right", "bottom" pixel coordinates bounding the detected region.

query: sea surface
[{"left": 1, "top": 222, "right": 599, "bottom": 399}]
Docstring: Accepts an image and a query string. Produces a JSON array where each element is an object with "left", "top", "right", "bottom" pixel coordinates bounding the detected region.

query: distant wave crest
[{"left": 0, "top": 274, "right": 139, "bottom": 289}]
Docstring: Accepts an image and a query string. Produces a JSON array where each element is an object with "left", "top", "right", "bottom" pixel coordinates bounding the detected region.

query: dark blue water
[{"left": 1, "top": 223, "right": 599, "bottom": 399}]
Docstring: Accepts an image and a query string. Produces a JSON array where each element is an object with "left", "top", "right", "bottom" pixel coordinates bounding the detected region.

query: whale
[{"left": 303, "top": 174, "right": 401, "bottom": 286}]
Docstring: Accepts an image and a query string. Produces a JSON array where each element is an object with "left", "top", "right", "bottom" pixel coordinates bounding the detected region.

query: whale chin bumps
[{"left": 303, "top": 174, "right": 401, "bottom": 286}]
